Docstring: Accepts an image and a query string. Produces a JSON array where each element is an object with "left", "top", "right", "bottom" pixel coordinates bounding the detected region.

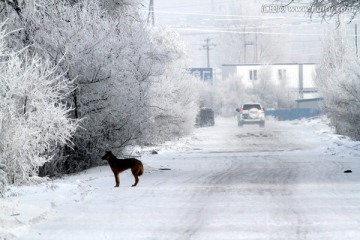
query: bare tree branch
[{"left": 0, "top": 0, "right": 22, "bottom": 18}]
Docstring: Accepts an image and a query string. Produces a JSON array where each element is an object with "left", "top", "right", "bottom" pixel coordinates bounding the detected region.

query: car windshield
[{"left": 243, "top": 104, "right": 261, "bottom": 110}]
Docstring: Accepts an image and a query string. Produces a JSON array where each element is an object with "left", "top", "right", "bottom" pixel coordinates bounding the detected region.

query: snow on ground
[{"left": 1, "top": 117, "right": 359, "bottom": 240}]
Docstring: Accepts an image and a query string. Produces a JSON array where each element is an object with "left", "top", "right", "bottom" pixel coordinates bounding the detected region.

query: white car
[{"left": 236, "top": 103, "right": 265, "bottom": 127}]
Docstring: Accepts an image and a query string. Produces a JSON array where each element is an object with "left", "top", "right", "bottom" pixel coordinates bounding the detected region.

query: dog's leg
[
  {"left": 131, "top": 169, "right": 139, "bottom": 187},
  {"left": 132, "top": 174, "right": 139, "bottom": 187},
  {"left": 113, "top": 171, "right": 120, "bottom": 187}
]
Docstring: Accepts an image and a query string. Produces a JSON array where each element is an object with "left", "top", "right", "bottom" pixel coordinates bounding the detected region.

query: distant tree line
[{"left": 283, "top": 0, "right": 360, "bottom": 140}]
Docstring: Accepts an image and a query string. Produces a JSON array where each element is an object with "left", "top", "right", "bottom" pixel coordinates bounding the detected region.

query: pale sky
[{"left": 142, "top": 0, "right": 360, "bottom": 69}]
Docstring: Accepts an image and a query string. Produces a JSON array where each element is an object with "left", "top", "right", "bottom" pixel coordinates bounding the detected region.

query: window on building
[
  {"left": 278, "top": 69, "right": 287, "bottom": 80},
  {"left": 249, "top": 70, "right": 258, "bottom": 81}
]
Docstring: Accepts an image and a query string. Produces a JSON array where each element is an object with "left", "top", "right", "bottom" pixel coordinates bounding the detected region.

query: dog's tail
[{"left": 138, "top": 163, "right": 144, "bottom": 176}]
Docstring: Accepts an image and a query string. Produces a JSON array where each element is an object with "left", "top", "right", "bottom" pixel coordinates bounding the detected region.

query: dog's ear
[{"left": 105, "top": 150, "right": 112, "bottom": 154}]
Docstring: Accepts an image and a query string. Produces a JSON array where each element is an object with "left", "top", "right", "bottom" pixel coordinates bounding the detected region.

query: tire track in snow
[
  {"left": 167, "top": 153, "right": 314, "bottom": 240},
  {"left": 235, "top": 157, "right": 311, "bottom": 240},
  {"left": 149, "top": 119, "right": 356, "bottom": 239}
]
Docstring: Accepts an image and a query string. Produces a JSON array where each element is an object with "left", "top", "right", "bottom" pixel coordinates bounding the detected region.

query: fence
[{"left": 265, "top": 108, "right": 323, "bottom": 121}]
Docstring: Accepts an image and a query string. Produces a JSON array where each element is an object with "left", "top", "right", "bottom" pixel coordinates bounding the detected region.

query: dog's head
[{"left": 101, "top": 151, "right": 114, "bottom": 161}]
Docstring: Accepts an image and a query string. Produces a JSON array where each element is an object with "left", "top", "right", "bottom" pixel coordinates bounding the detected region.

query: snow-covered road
[{"left": 1, "top": 118, "right": 360, "bottom": 240}]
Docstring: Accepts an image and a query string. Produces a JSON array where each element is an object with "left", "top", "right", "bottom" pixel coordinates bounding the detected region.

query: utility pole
[
  {"left": 355, "top": 24, "right": 358, "bottom": 57},
  {"left": 147, "top": 0, "right": 154, "bottom": 26},
  {"left": 255, "top": 27, "right": 258, "bottom": 63},
  {"left": 201, "top": 38, "right": 216, "bottom": 68},
  {"left": 243, "top": 26, "right": 257, "bottom": 63}
]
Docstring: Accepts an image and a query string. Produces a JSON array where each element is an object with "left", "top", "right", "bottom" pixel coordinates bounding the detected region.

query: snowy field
[{"left": 1, "top": 117, "right": 360, "bottom": 240}]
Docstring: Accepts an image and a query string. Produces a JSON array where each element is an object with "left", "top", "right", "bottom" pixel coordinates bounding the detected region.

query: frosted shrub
[
  {"left": 316, "top": 25, "right": 360, "bottom": 140},
  {"left": 0, "top": 161, "right": 6, "bottom": 197},
  {"left": 143, "top": 67, "right": 201, "bottom": 144},
  {"left": 0, "top": 25, "right": 78, "bottom": 187}
]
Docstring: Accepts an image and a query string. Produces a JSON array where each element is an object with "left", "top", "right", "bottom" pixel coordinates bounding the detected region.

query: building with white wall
[{"left": 222, "top": 63, "right": 320, "bottom": 101}]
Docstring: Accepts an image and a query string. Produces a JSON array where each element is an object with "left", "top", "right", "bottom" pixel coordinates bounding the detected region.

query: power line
[
  {"left": 140, "top": 9, "right": 325, "bottom": 21},
  {"left": 171, "top": 27, "right": 327, "bottom": 36},
  {"left": 155, "top": 0, "right": 234, "bottom": 10},
  {"left": 355, "top": 24, "right": 358, "bottom": 57}
]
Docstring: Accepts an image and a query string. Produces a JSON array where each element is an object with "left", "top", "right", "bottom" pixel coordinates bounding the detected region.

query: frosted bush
[
  {"left": 316, "top": 24, "right": 360, "bottom": 140},
  {"left": 0, "top": 23, "right": 78, "bottom": 188}
]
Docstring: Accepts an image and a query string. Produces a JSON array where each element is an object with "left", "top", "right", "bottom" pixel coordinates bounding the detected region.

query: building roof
[
  {"left": 295, "top": 97, "right": 324, "bottom": 102},
  {"left": 222, "top": 63, "right": 317, "bottom": 67}
]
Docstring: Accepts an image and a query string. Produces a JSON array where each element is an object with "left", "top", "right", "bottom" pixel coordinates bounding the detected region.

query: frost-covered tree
[
  {"left": 1, "top": 0, "right": 201, "bottom": 175},
  {"left": 252, "top": 66, "right": 296, "bottom": 108},
  {"left": 213, "top": 65, "right": 295, "bottom": 116},
  {"left": 143, "top": 67, "right": 201, "bottom": 143},
  {"left": 316, "top": 24, "right": 360, "bottom": 140},
  {"left": 0, "top": 23, "right": 78, "bottom": 189},
  {"left": 138, "top": 27, "right": 201, "bottom": 143},
  {"left": 0, "top": 163, "right": 6, "bottom": 197},
  {"left": 212, "top": 75, "right": 251, "bottom": 116}
]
